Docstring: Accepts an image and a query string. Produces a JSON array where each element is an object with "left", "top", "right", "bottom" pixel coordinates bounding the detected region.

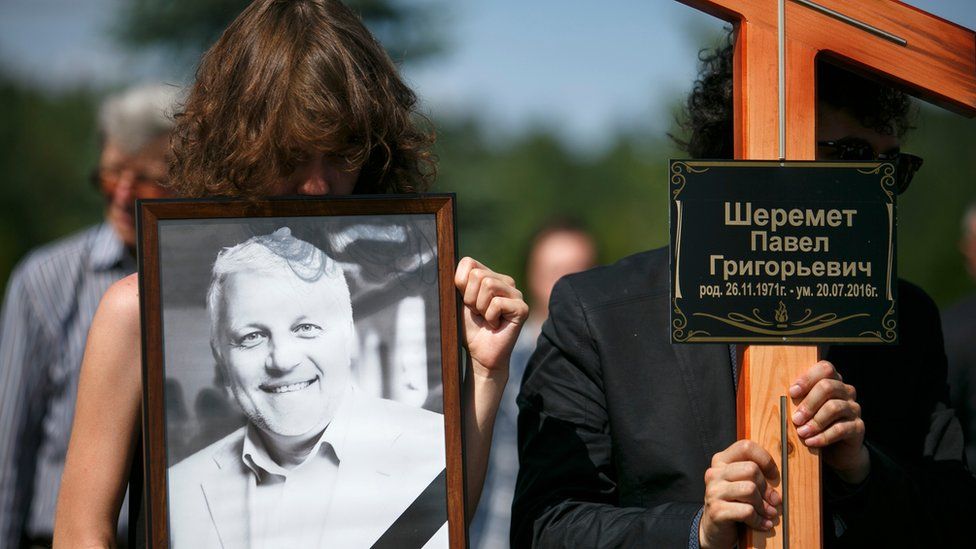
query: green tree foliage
[
  {"left": 112, "top": 0, "right": 444, "bottom": 65},
  {"left": 3, "top": 79, "right": 973, "bottom": 309},
  {"left": 0, "top": 0, "right": 443, "bottom": 293},
  {"left": 2, "top": 2, "right": 974, "bottom": 313},
  {"left": 433, "top": 118, "right": 679, "bottom": 302},
  {"left": 0, "top": 73, "right": 103, "bottom": 290},
  {"left": 434, "top": 103, "right": 976, "bottom": 309}
]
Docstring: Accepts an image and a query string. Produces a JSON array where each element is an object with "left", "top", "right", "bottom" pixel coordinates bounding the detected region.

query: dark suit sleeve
[
  {"left": 824, "top": 282, "right": 976, "bottom": 547},
  {"left": 821, "top": 434, "right": 976, "bottom": 548},
  {"left": 512, "top": 277, "right": 701, "bottom": 548}
]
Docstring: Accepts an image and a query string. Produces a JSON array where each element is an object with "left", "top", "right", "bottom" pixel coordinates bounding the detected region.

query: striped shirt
[{"left": 0, "top": 223, "right": 134, "bottom": 546}]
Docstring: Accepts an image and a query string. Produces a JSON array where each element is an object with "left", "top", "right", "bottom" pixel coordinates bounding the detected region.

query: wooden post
[
  {"left": 737, "top": 345, "right": 820, "bottom": 547},
  {"left": 674, "top": 0, "right": 976, "bottom": 546}
]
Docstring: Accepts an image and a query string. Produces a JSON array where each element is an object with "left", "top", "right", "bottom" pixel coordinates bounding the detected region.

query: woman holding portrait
[{"left": 53, "top": 1, "right": 525, "bottom": 546}]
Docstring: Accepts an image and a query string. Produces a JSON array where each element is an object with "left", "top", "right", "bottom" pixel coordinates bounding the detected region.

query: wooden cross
[{"left": 674, "top": 0, "right": 976, "bottom": 546}]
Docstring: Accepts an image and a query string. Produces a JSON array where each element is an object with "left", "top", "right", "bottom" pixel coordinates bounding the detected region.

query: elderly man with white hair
[
  {"left": 0, "top": 83, "right": 178, "bottom": 548},
  {"left": 167, "top": 228, "right": 447, "bottom": 549}
]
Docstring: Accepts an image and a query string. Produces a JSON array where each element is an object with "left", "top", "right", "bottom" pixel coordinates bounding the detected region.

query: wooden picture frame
[{"left": 137, "top": 195, "right": 463, "bottom": 548}]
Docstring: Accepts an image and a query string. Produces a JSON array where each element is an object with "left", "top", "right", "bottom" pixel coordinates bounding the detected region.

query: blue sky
[{"left": 1, "top": 0, "right": 973, "bottom": 149}]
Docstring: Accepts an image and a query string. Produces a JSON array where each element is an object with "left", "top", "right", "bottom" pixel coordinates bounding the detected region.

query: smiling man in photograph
[{"left": 167, "top": 228, "right": 447, "bottom": 548}]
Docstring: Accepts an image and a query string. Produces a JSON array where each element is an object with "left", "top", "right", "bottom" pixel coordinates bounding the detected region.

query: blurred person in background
[
  {"left": 0, "top": 83, "right": 178, "bottom": 548},
  {"left": 469, "top": 217, "right": 596, "bottom": 549},
  {"left": 943, "top": 201, "right": 976, "bottom": 472}
]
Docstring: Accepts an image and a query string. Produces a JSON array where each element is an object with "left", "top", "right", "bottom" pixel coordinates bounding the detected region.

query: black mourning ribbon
[{"left": 371, "top": 468, "right": 448, "bottom": 549}]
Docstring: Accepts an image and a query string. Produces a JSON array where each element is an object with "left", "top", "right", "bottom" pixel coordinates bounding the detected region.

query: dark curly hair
[
  {"left": 674, "top": 29, "right": 915, "bottom": 159},
  {"left": 170, "top": 0, "right": 435, "bottom": 198}
]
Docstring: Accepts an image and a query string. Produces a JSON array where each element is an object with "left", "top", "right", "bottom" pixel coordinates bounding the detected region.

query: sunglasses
[
  {"left": 90, "top": 167, "right": 171, "bottom": 200},
  {"left": 817, "top": 137, "right": 923, "bottom": 194}
]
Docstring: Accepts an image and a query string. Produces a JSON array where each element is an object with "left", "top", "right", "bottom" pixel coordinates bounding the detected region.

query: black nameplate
[{"left": 669, "top": 160, "right": 897, "bottom": 344}]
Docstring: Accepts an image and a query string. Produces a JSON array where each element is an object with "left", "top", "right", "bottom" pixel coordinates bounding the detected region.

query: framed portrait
[{"left": 137, "top": 195, "right": 463, "bottom": 548}]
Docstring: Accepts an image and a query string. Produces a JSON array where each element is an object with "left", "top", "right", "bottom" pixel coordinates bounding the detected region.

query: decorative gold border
[
  {"left": 679, "top": 160, "right": 882, "bottom": 169},
  {"left": 670, "top": 161, "right": 707, "bottom": 307},
  {"left": 674, "top": 200, "right": 683, "bottom": 299},
  {"left": 672, "top": 296, "right": 710, "bottom": 342},
  {"left": 671, "top": 161, "right": 709, "bottom": 200},
  {"left": 670, "top": 160, "right": 898, "bottom": 344},
  {"left": 857, "top": 163, "right": 897, "bottom": 201},
  {"left": 859, "top": 302, "right": 897, "bottom": 343},
  {"left": 692, "top": 304, "right": 870, "bottom": 337}
]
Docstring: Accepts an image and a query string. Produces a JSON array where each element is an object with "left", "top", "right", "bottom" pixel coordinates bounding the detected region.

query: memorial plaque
[{"left": 670, "top": 160, "right": 897, "bottom": 344}]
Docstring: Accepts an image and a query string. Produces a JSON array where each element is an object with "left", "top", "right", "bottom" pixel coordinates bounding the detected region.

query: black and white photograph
[{"left": 139, "top": 197, "right": 462, "bottom": 548}]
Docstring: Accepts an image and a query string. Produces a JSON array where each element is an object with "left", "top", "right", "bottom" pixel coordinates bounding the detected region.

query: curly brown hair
[
  {"left": 169, "top": 0, "right": 435, "bottom": 198},
  {"left": 674, "top": 29, "right": 915, "bottom": 159}
]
